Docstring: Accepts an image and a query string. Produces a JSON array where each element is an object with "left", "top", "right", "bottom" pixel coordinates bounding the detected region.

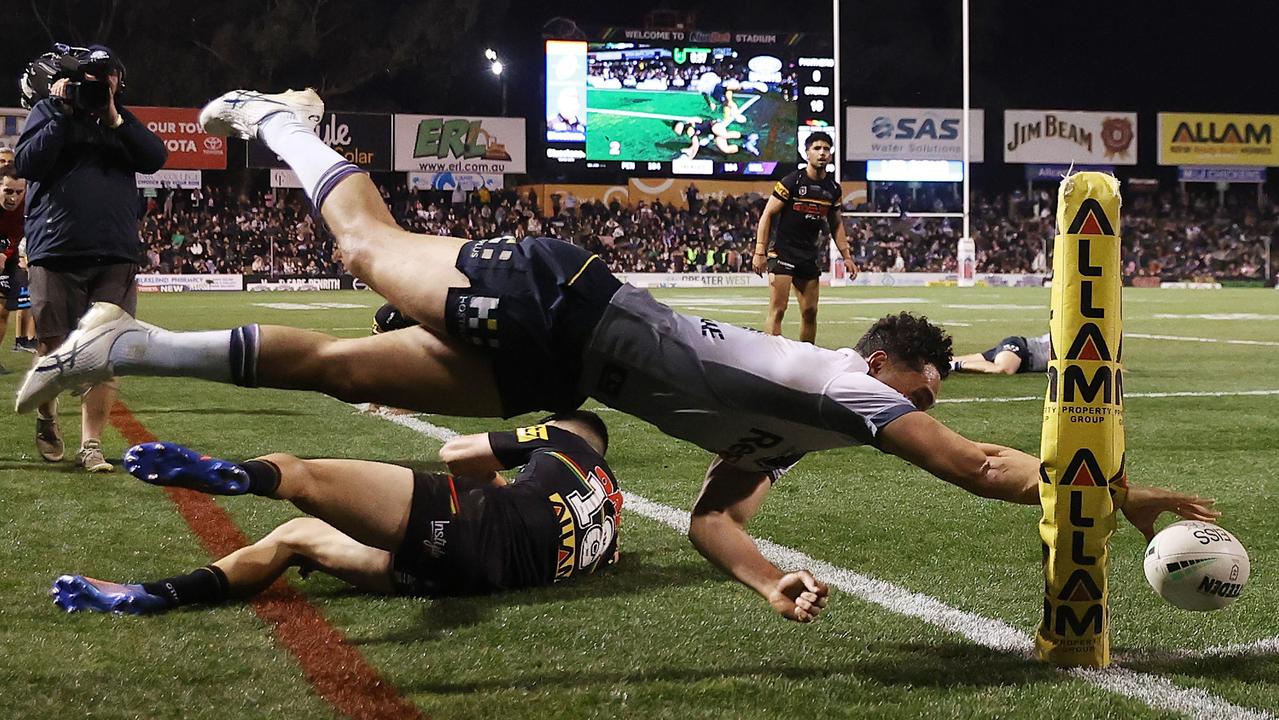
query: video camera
[{"left": 19, "top": 43, "right": 126, "bottom": 112}]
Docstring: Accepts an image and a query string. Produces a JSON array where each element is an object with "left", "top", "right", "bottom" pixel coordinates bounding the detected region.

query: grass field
[
  {"left": 1, "top": 285, "right": 1277, "bottom": 719},
  {"left": 586, "top": 88, "right": 798, "bottom": 162}
]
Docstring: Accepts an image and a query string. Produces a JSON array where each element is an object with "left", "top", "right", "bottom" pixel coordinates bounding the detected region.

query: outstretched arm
[
  {"left": 879, "top": 412, "right": 1041, "bottom": 504},
  {"left": 879, "top": 413, "right": 1221, "bottom": 534},
  {"left": 688, "top": 457, "right": 829, "bottom": 622}
]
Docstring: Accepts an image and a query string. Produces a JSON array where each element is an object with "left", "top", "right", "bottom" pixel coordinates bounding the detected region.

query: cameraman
[{"left": 13, "top": 45, "right": 166, "bottom": 472}]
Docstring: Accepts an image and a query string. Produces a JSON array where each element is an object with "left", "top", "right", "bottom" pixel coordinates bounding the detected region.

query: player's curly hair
[{"left": 853, "top": 312, "right": 954, "bottom": 379}]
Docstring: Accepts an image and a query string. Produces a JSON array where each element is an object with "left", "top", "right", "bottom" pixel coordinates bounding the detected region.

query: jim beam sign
[{"left": 1005, "top": 110, "right": 1137, "bottom": 165}]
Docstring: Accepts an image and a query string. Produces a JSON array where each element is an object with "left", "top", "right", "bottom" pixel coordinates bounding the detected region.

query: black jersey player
[
  {"left": 752, "top": 132, "right": 857, "bottom": 343},
  {"left": 52, "top": 411, "right": 621, "bottom": 613}
]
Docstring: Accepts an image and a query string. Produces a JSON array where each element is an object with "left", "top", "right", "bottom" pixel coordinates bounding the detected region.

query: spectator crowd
[{"left": 136, "top": 179, "right": 1276, "bottom": 283}]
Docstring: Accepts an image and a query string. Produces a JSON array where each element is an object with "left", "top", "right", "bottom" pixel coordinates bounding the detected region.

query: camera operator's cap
[{"left": 84, "top": 45, "right": 126, "bottom": 82}]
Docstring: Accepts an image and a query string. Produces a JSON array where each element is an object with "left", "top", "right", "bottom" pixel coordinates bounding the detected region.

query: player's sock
[
  {"left": 949, "top": 359, "right": 964, "bottom": 372},
  {"left": 111, "top": 327, "right": 237, "bottom": 383},
  {"left": 228, "top": 324, "right": 261, "bottom": 387},
  {"left": 241, "top": 458, "right": 282, "bottom": 497},
  {"left": 256, "top": 112, "right": 363, "bottom": 212},
  {"left": 141, "top": 565, "right": 230, "bottom": 609}
]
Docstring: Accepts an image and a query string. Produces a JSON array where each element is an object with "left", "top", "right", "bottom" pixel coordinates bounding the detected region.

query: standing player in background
[
  {"left": 950, "top": 333, "right": 1051, "bottom": 375},
  {"left": 0, "top": 167, "right": 27, "bottom": 373},
  {"left": 0, "top": 148, "right": 33, "bottom": 353},
  {"left": 752, "top": 132, "right": 857, "bottom": 344}
]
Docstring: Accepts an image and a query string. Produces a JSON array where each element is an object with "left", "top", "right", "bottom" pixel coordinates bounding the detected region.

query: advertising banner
[
  {"left": 1177, "top": 165, "right": 1267, "bottom": 183},
  {"left": 1004, "top": 110, "right": 1137, "bottom": 165},
  {"left": 407, "top": 172, "right": 504, "bottom": 192},
  {"left": 1, "top": 106, "right": 27, "bottom": 148},
  {"left": 1158, "top": 113, "right": 1279, "bottom": 166},
  {"left": 135, "top": 169, "right": 202, "bottom": 189},
  {"left": 137, "top": 274, "right": 243, "bottom": 292},
  {"left": 131, "top": 106, "right": 227, "bottom": 169},
  {"left": 270, "top": 168, "right": 303, "bottom": 189},
  {"left": 249, "top": 112, "right": 392, "bottom": 170},
  {"left": 1025, "top": 164, "right": 1114, "bottom": 182},
  {"left": 846, "top": 107, "right": 984, "bottom": 161},
  {"left": 393, "top": 115, "right": 526, "bottom": 174}
]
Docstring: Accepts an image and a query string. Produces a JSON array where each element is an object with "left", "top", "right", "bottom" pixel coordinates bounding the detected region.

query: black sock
[
  {"left": 142, "top": 565, "right": 230, "bottom": 608},
  {"left": 228, "top": 324, "right": 261, "bottom": 387},
  {"left": 242, "top": 459, "right": 282, "bottom": 497}
]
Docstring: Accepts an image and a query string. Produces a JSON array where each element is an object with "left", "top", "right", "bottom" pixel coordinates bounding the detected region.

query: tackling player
[
  {"left": 22, "top": 88, "right": 1215, "bottom": 622},
  {"left": 752, "top": 132, "right": 857, "bottom": 344},
  {"left": 951, "top": 333, "right": 1052, "bottom": 375},
  {"left": 52, "top": 412, "right": 623, "bottom": 614}
]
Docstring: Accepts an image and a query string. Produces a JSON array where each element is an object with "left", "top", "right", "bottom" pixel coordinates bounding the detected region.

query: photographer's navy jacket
[{"left": 14, "top": 98, "right": 167, "bottom": 267}]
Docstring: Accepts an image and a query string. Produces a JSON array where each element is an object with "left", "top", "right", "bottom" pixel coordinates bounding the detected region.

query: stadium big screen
[{"left": 545, "top": 29, "right": 834, "bottom": 178}]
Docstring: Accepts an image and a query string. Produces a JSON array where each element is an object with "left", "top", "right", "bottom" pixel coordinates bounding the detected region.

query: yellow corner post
[{"left": 1036, "top": 172, "right": 1129, "bottom": 667}]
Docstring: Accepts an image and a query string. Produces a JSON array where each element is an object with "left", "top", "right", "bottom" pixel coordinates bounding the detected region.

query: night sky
[{"left": 4, "top": 1, "right": 1275, "bottom": 181}]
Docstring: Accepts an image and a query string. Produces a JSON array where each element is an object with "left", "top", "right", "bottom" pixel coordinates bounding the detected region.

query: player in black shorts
[
  {"left": 751, "top": 132, "right": 857, "bottom": 344},
  {"left": 50, "top": 411, "right": 621, "bottom": 613}
]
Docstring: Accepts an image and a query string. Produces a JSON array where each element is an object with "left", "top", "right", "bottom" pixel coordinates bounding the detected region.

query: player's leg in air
[
  {"left": 17, "top": 88, "right": 618, "bottom": 419},
  {"left": 51, "top": 444, "right": 418, "bottom": 613},
  {"left": 950, "top": 336, "right": 1027, "bottom": 375}
]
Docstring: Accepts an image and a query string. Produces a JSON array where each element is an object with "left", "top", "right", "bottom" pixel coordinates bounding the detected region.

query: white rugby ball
[{"left": 1143, "top": 521, "right": 1249, "bottom": 611}]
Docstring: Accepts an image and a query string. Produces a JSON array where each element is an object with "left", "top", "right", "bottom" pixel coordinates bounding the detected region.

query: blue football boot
[
  {"left": 122, "top": 442, "right": 251, "bottom": 495},
  {"left": 51, "top": 575, "right": 168, "bottom": 615}
]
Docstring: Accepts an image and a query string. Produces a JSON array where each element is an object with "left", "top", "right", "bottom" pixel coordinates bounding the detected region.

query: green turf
[
  {"left": 586, "top": 88, "right": 798, "bottom": 162},
  {"left": 1, "top": 286, "right": 1276, "bottom": 718}
]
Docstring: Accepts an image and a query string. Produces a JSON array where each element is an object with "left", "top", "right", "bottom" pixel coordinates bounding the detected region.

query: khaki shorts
[{"left": 29, "top": 263, "right": 138, "bottom": 340}]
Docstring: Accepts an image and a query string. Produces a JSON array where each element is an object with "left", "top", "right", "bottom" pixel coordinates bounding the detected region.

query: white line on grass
[
  {"left": 1128, "top": 333, "right": 1279, "bottom": 348},
  {"left": 358, "top": 407, "right": 1273, "bottom": 719},
  {"left": 938, "top": 389, "right": 1279, "bottom": 405}
]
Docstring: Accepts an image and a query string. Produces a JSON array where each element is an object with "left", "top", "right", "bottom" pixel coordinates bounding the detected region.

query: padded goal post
[{"left": 1036, "top": 171, "right": 1128, "bottom": 667}]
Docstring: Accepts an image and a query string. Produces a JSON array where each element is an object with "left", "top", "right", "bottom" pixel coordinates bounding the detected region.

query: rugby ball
[{"left": 1143, "top": 521, "right": 1249, "bottom": 611}]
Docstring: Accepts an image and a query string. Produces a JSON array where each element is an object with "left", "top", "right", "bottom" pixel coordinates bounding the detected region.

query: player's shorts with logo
[
  {"left": 445, "top": 236, "right": 621, "bottom": 417},
  {"left": 766, "top": 254, "right": 821, "bottom": 280},
  {"left": 579, "top": 285, "right": 917, "bottom": 472},
  {"left": 391, "top": 468, "right": 581, "bottom": 597}
]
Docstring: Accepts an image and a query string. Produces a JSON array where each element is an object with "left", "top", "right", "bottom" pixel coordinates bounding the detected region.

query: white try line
[
  {"left": 357, "top": 405, "right": 1273, "bottom": 720},
  {"left": 1127, "top": 333, "right": 1279, "bottom": 348},
  {"left": 938, "top": 389, "right": 1279, "bottom": 405}
]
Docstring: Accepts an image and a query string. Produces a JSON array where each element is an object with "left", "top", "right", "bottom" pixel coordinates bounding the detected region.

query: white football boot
[
  {"left": 198, "top": 88, "right": 324, "bottom": 140},
  {"left": 15, "top": 303, "right": 148, "bottom": 414}
]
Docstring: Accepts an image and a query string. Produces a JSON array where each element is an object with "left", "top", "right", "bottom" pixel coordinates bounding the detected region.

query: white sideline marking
[
  {"left": 663, "top": 297, "right": 929, "bottom": 307},
  {"left": 361, "top": 408, "right": 1274, "bottom": 719},
  {"left": 1128, "top": 333, "right": 1279, "bottom": 348},
  {"left": 938, "top": 389, "right": 1279, "bottom": 405},
  {"left": 1153, "top": 313, "right": 1279, "bottom": 321}
]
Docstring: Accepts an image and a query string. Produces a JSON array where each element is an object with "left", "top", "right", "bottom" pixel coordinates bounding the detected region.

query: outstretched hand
[
  {"left": 766, "top": 570, "right": 829, "bottom": 623},
  {"left": 1122, "top": 484, "right": 1220, "bottom": 542}
]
